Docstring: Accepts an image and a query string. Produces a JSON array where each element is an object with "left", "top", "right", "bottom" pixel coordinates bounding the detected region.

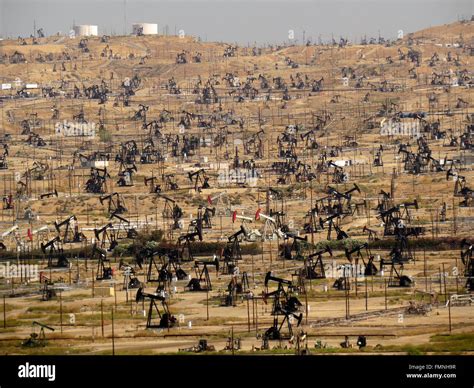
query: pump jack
[
  {"left": 304, "top": 246, "right": 332, "bottom": 279},
  {"left": 344, "top": 243, "right": 378, "bottom": 276},
  {"left": 263, "top": 272, "right": 303, "bottom": 340},
  {"left": 2, "top": 194, "right": 13, "bottom": 210},
  {"left": 22, "top": 321, "right": 55, "bottom": 347},
  {"left": 144, "top": 176, "right": 161, "bottom": 193},
  {"left": 99, "top": 192, "right": 127, "bottom": 215},
  {"left": 135, "top": 287, "right": 176, "bottom": 329},
  {"left": 163, "top": 174, "right": 179, "bottom": 191},
  {"left": 186, "top": 257, "right": 219, "bottom": 291},
  {"left": 221, "top": 226, "right": 247, "bottom": 274},
  {"left": 109, "top": 213, "right": 138, "bottom": 239},
  {"left": 41, "top": 237, "right": 68, "bottom": 268},
  {"left": 177, "top": 225, "right": 203, "bottom": 261},
  {"left": 380, "top": 234, "right": 414, "bottom": 288},
  {"left": 280, "top": 233, "right": 308, "bottom": 260},
  {"left": 188, "top": 169, "right": 210, "bottom": 191},
  {"left": 224, "top": 272, "right": 250, "bottom": 306},
  {"left": 91, "top": 244, "right": 113, "bottom": 280},
  {"left": 40, "top": 274, "right": 56, "bottom": 301},
  {"left": 54, "top": 215, "right": 85, "bottom": 243},
  {"left": 39, "top": 189, "right": 58, "bottom": 199},
  {"left": 319, "top": 213, "right": 349, "bottom": 240},
  {"left": 119, "top": 262, "right": 141, "bottom": 289},
  {"left": 85, "top": 167, "right": 109, "bottom": 194},
  {"left": 157, "top": 194, "right": 183, "bottom": 229},
  {"left": 94, "top": 222, "right": 118, "bottom": 251}
]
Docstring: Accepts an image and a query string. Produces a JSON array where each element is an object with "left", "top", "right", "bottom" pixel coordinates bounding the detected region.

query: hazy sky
[{"left": 0, "top": 0, "right": 472, "bottom": 44}]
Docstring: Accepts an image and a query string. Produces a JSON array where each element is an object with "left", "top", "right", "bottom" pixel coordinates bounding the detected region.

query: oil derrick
[
  {"left": 255, "top": 208, "right": 285, "bottom": 240},
  {"left": 186, "top": 257, "right": 219, "bottom": 292},
  {"left": 327, "top": 161, "right": 349, "bottom": 183},
  {"left": 333, "top": 275, "right": 350, "bottom": 291},
  {"left": 244, "top": 130, "right": 264, "bottom": 159},
  {"left": 378, "top": 199, "right": 423, "bottom": 237},
  {"left": 116, "top": 140, "right": 138, "bottom": 164},
  {"left": 176, "top": 51, "right": 187, "bottom": 64},
  {"left": 325, "top": 184, "right": 361, "bottom": 215},
  {"left": 2, "top": 194, "right": 14, "bottom": 210},
  {"left": 376, "top": 190, "right": 394, "bottom": 213},
  {"left": 131, "top": 104, "right": 149, "bottom": 122},
  {"left": 23, "top": 161, "right": 49, "bottom": 180},
  {"left": 163, "top": 253, "right": 188, "bottom": 281},
  {"left": 300, "top": 128, "right": 319, "bottom": 150},
  {"left": 303, "top": 205, "right": 322, "bottom": 234},
  {"left": 373, "top": 145, "right": 384, "bottom": 166},
  {"left": 143, "top": 249, "right": 185, "bottom": 285},
  {"left": 135, "top": 287, "right": 176, "bottom": 329},
  {"left": 0, "top": 143, "right": 8, "bottom": 169},
  {"left": 263, "top": 272, "right": 303, "bottom": 340},
  {"left": 380, "top": 258, "right": 412, "bottom": 288},
  {"left": 145, "top": 251, "right": 171, "bottom": 288},
  {"left": 207, "top": 192, "right": 232, "bottom": 216}
]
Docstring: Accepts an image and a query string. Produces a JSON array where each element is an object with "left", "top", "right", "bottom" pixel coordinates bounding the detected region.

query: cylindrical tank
[
  {"left": 132, "top": 23, "right": 158, "bottom": 36},
  {"left": 73, "top": 25, "right": 98, "bottom": 37}
]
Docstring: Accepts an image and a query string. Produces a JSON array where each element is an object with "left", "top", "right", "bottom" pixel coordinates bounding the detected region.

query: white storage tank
[
  {"left": 132, "top": 23, "right": 158, "bottom": 36},
  {"left": 73, "top": 25, "right": 98, "bottom": 37}
]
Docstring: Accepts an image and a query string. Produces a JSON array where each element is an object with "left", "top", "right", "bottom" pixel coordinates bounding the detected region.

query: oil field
[{"left": 0, "top": 15, "right": 473, "bottom": 357}]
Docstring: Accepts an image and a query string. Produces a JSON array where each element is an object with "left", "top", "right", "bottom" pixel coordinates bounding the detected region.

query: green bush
[{"left": 368, "top": 237, "right": 466, "bottom": 250}]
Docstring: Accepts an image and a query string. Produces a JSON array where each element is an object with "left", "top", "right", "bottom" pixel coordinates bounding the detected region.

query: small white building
[
  {"left": 132, "top": 23, "right": 158, "bottom": 36},
  {"left": 73, "top": 25, "right": 98, "bottom": 37}
]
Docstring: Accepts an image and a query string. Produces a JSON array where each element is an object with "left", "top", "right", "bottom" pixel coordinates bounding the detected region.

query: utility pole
[
  {"left": 448, "top": 295, "right": 452, "bottom": 333},
  {"left": 111, "top": 309, "right": 115, "bottom": 355},
  {"left": 59, "top": 291, "right": 63, "bottom": 334},
  {"left": 3, "top": 295, "right": 6, "bottom": 328}
]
